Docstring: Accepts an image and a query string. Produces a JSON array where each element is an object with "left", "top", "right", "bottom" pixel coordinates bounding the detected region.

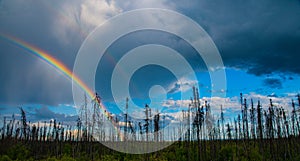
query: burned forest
[{"left": 1, "top": 88, "right": 300, "bottom": 161}]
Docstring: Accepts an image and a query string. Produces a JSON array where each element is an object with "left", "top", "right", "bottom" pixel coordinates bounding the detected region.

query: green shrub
[
  {"left": 0, "top": 155, "right": 12, "bottom": 161},
  {"left": 101, "top": 155, "right": 118, "bottom": 161},
  {"left": 217, "top": 145, "right": 234, "bottom": 161},
  {"left": 7, "top": 144, "right": 30, "bottom": 161}
]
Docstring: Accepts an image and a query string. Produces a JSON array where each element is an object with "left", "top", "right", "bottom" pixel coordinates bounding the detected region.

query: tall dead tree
[
  {"left": 76, "top": 117, "right": 82, "bottom": 141},
  {"left": 243, "top": 98, "right": 249, "bottom": 139},
  {"left": 220, "top": 105, "right": 225, "bottom": 139},
  {"left": 234, "top": 118, "right": 238, "bottom": 140},
  {"left": 154, "top": 112, "right": 160, "bottom": 142},
  {"left": 91, "top": 92, "right": 100, "bottom": 142},
  {"left": 138, "top": 122, "right": 143, "bottom": 141},
  {"left": 144, "top": 104, "right": 150, "bottom": 142},
  {"left": 226, "top": 123, "right": 232, "bottom": 140},
  {"left": 128, "top": 121, "right": 136, "bottom": 141},
  {"left": 9, "top": 114, "right": 15, "bottom": 138},
  {"left": 297, "top": 94, "right": 300, "bottom": 135},
  {"left": 237, "top": 114, "right": 242, "bottom": 139},
  {"left": 268, "top": 99, "right": 275, "bottom": 139},
  {"left": 83, "top": 93, "right": 88, "bottom": 141},
  {"left": 257, "top": 100, "right": 263, "bottom": 139},
  {"left": 276, "top": 107, "right": 282, "bottom": 138},
  {"left": 205, "top": 101, "right": 213, "bottom": 139},
  {"left": 124, "top": 97, "right": 129, "bottom": 141},
  {"left": 291, "top": 100, "right": 297, "bottom": 136},
  {"left": 250, "top": 99, "right": 256, "bottom": 139},
  {"left": 20, "top": 107, "right": 27, "bottom": 140},
  {"left": 240, "top": 93, "right": 245, "bottom": 139}
]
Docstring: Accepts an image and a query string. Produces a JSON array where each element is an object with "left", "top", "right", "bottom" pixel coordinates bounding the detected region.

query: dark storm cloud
[
  {"left": 173, "top": 0, "right": 300, "bottom": 75},
  {"left": 95, "top": 30, "right": 204, "bottom": 101},
  {"left": 263, "top": 78, "right": 283, "bottom": 89},
  {"left": 1, "top": 0, "right": 300, "bottom": 105},
  {"left": 0, "top": 48, "right": 74, "bottom": 105},
  {"left": 33, "top": 106, "right": 78, "bottom": 124},
  {"left": 0, "top": 1, "right": 84, "bottom": 105},
  {"left": 0, "top": 105, "right": 78, "bottom": 125}
]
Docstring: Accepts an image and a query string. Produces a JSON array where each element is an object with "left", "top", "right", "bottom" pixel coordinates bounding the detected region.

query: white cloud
[
  {"left": 79, "top": 0, "right": 121, "bottom": 28},
  {"left": 128, "top": 108, "right": 147, "bottom": 120},
  {"left": 53, "top": 0, "right": 122, "bottom": 44},
  {"left": 162, "top": 92, "right": 297, "bottom": 118},
  {"left": 167, "top": 77, "right": 198, "bottom": 94},
  {"left": 162, "top": 99, "right": 191, "bottom": 108},
  {"left": 52, "top": 0, "right": 175, "bottom": 44},
  {"left": 242, "top": 92, "right": 294, "bottom": 111}
]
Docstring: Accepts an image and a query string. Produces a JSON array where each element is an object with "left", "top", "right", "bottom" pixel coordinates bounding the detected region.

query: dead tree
[
  {"left": 283, "top": 109, "right": 289, "bottom": 137},
  {"left": 138, "top": 122, "right": 143, "bottom": 141},
  {"left": 257, "top": 100, "right": 263, "bottom": 139},
  {"left": 291, "top": 100, "right": 297, "bottom": 136},
  {"left": 220, "top": 105, "right": 225, "bottom": 139},
  {"left": 128, "top": 121, "right": 136, "bottom": 141},
  {"left": 154, "top": 112, "right": 160, "bottom": 142},
  {"left": 268, "top": 99, "right": 275, "bottom": 139},
  {"left": 43, "top": 121, "right": 47, "bottom": 142},
  {"left": 237, "top": 114, "right": 242, "bottom": 140},
  {"left": 250, "top": 99, "right": 256, "bottom": 139},
  {"left": 20, "top": 107, "right": 27, "bottom": 140},
  {"left": 144, "top": 104, "right": 151, "bottom": 142},
  {"left": 276, "top": 108, "right": 282, "bottom": 138},
  {"left": 124, "top": 97, "right": 129, "bottom": 141},
  {"left": 240, "top": 93, "right": 244, "bottom": 139},
  {"left": 243, "top": 98, "right": 249, "bottom": 139},
  {"left": 226, "top": 123, "right": 232, "bottom": 140},
  {"left": 76, "top": 117, "right": 82, "bottom": 141}
]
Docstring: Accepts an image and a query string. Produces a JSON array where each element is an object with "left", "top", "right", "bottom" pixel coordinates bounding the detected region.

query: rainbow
[
  {"left": 0, "top": 33, "right": 95, "bottom": 99},
  {"left": 0, "top": 33, "right": 124, "bottom": 140}
]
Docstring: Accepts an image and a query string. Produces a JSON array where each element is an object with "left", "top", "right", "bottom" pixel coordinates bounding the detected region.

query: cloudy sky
[{"left": 0, "top": 0, "right": 300, "bottom": 124}]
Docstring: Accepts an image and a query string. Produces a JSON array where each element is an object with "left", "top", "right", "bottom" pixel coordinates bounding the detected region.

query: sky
[{"left": 0, "top": 0, "right": 300, "bottom": 125}]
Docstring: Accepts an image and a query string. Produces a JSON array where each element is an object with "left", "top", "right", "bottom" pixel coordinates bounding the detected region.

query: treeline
[
  {"left": 178, "top": 88, "right": 300, "bottom": 160},
  {"left": 1, "top": 89, "right": 300, "bottom": 160},
  {"left": 185, "top": 88, "right": 300, "bottom": 142}
]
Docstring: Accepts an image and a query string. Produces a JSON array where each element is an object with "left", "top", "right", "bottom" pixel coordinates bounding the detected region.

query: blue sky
[{"left": 0, "top": 0, "right": 300, "bottom": 125}]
